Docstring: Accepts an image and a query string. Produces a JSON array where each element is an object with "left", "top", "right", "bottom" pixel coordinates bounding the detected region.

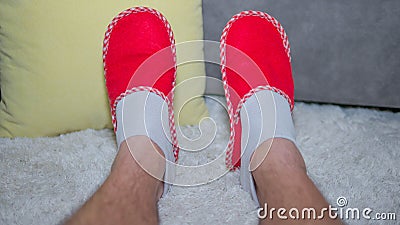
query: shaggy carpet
[{"left": 0, "top": 96, "right": 399, "bottom": 225}]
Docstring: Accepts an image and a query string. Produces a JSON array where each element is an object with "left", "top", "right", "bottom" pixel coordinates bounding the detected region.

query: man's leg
[
  {"left": 219, "top": 11, "right": 343, "bottom": 224},
  {"left": 65, "top": 136, "right": 165, "bottom": 225},
  {"left": 67, "top": 7, "right": 179, "bottom": 225},
  {"left": 252, "top": 138, "right": 343, "bottom": 225}
]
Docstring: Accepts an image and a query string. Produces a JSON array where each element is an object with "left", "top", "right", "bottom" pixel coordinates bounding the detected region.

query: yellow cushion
[{"left": 0, "top": 0, "right": 208, "bottom": 137}]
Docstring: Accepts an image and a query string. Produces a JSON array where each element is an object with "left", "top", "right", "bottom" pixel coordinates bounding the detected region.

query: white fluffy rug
[{"left": 1, "top": 96, "right": 399, "bottom": 225}]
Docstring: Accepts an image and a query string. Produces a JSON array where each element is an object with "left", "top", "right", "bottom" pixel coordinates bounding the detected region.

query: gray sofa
[{"left": 202, "top": 0, "right": 400, "bottom": 109}]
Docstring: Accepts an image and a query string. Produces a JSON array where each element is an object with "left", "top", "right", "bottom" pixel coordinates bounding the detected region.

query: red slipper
[
  {"left": 103, "top": 7, "right": 179, "bottom": 161},
  {"left": 220, "top": 11, "right": 294, "bottom": 169}
]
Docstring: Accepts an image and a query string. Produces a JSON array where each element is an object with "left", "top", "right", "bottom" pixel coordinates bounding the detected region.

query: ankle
[
  {"left": 251, "top": 138, "right": 306, "bottom": 178},
  {"left": 110, "top": 136, "right": 166, "bottom": 200}
]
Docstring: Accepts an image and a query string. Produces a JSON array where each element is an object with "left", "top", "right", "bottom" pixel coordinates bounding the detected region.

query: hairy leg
[
  {"left": 252, "top": 138, "right": 343, "bottom": 225},
  {"left": 65, "top": 136, "right": 165, "bottom": 225}
]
